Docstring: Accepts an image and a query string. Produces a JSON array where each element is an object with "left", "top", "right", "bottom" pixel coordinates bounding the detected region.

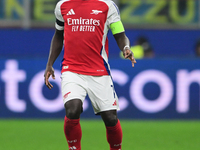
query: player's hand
[
  {"left": 44, "top": 66, "right": 55, "bottom": 89},
  {"left": 123, "top": 48, "right": 137, "bottom": 67}
]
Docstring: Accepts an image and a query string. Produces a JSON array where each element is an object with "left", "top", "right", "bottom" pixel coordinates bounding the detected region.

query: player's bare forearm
[
  {"left": 46, "top": 29, "right": 64, "bottom": 67},
  {"left": 113, "top": 32, "right": 130, "bottom": 51},
  {"left": 44, "top": 29, "right": 64, "bottom": 89},
  {"left": 114, "top": 32, "right": 137, "bottom": 67}
]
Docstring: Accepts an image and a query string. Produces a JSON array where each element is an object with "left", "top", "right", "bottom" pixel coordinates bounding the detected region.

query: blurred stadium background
[{"left": 0, "top": 0, "right": 200, "bottom": 149}]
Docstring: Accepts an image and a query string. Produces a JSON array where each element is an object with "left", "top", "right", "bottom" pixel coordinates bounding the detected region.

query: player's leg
[
  {"left": 100, "top": 110, "right": 122, "bottom": 150},
  {"left": 64, "top": 99, "right": 82, "bottom": 150},
  {"left": 87, "top": 75, "right": 122, "bottom": 150},
  {"left": 61, "top": 72, "right": 87, "bottom": 150},
  {"left": 64, "top": 99, "right": 83, "bottom": 119}
]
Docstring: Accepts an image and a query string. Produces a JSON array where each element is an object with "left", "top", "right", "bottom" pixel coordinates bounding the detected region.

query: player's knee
[
  {"left": 65, "top": 107, "right": 81, "bottom": 119},
  {"left": 105, "top": 115, "right": 118, "bottom": 126},
  {"left": 64, "top": 99, "right": 82, "bottom": 119},
  {"left": 101, "top": 111, "right": 118, "bottom": 126}
]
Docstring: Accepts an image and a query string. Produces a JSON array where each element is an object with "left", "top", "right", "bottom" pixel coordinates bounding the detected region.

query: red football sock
[
  {"left": 106, "top": 120, "right": 123, "bottom": 150},
  {"left": 64, "top": 116, "right": 82, "bottom": 150}
]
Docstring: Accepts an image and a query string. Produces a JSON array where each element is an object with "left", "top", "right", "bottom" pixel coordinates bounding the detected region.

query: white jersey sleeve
[
  {"left": 107, "top": 1, "right": 121, "bottom": 26},
  {"left": 54, "top": 1, "right": 65, "bottom": 30}
]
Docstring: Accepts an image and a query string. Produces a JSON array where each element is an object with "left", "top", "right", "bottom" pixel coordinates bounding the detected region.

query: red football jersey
[{"left": 55, "top": 0, "right": 121, "bottom": 76}]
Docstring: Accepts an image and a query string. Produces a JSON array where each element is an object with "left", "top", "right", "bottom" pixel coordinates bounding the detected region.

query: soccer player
[{"left": 44, "top": 0, "right": 136, "bottom": 150}]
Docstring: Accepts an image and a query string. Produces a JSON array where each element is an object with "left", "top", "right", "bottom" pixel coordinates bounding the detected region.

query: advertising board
[{"left": 0, "top": 58, "right": 200, "bottom": 119}]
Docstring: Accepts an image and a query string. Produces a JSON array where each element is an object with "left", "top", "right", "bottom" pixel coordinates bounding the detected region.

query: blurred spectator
[
  {"left": 195, "top": 39, "right": 200, "bottom": 57},
  {"left": 120, "top": 36, "right": 154, "bottom": 59}
]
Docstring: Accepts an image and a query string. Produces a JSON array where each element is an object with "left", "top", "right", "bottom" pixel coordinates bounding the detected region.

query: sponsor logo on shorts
[
  {"left": 64, "top": 92, "right": 71, "bottom": 99},
  {"left": 113, "top": 100, "right": 117, "bottom": 106}
]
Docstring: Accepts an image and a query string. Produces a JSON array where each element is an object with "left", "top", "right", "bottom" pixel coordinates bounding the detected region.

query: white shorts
[{"left": 61, "top": 71, "right": 119, "bottom": 114}]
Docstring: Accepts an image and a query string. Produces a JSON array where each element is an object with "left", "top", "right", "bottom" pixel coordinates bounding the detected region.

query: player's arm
[
  {"left": 111, "top": 21, "right": 137, "bottom": 67},
  {"left": 45, "top": 1, "right": 64, "bottom": 89},
  {"left": 44, "top": 29, "right": 64, "bottom": 89}
]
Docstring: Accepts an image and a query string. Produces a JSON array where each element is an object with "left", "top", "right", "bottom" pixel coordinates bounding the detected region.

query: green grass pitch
[{"left": 0, "top": 119, "right": 200, "bottom": 150}]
